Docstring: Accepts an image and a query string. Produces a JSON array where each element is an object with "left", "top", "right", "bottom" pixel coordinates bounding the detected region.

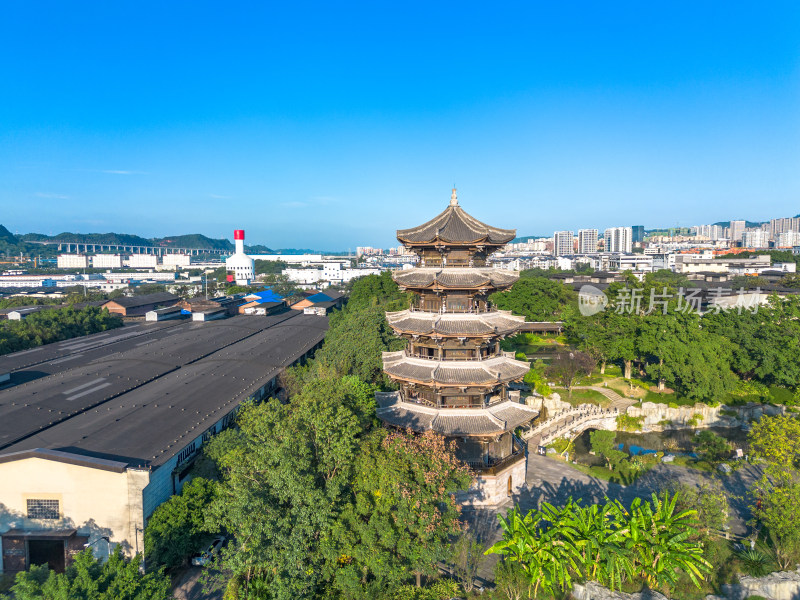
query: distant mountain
[
  {"left": 245, "top": 244, "right": 274, "bottom": 254},
  {"left": 712, "top": 220, "right": 766, "bottom": 229},
  {"left": 20, "top": 231, "right": 154, "bottom": 246},
  {"left": 0, "top": 224, "right": 15, "bottom": 243},
  {"left": 154, "top": 234, "right": 232, "bottom": 251}
]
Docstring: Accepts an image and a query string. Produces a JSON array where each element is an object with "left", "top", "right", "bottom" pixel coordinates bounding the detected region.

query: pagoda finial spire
[{"left": 450, "top": 187, "right": 458, "bottom": 207}]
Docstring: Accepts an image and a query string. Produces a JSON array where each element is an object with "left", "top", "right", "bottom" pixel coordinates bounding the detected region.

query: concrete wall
[
  {"left": 458, "top": 455, "right": 527, "bottom": 507},
  {"left": 0, "top": 458, "right": 149, "bottom": 570}
]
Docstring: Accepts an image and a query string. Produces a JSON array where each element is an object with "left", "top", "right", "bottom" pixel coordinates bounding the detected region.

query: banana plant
[{"left": 624, "top": 492, "right": 711, "bottom": 590}]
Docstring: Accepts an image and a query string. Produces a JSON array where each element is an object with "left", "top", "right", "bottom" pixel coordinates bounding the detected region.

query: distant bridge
[{"left": 27, "top": 240, "right": 229, "bottom": 256}]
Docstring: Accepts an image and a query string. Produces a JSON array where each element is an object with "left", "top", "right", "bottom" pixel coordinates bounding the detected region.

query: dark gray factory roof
[
  {"left": 103, "top": 292, "right": 179, "bottom": 308},
  {"left": 0, "top": 313, "right": 327, "bottom": 469}
]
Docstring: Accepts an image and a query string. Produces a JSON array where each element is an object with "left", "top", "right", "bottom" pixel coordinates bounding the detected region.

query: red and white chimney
[{"left": 234, "top": 229, "right": 245, "bottom": 254}]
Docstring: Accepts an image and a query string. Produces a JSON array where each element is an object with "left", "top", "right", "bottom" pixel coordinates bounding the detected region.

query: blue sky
[{"left": 1, "top": 2, "right": 798, "bottom": 250}]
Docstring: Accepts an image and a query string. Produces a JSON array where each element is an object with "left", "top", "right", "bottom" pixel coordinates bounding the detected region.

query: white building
[
  {"left": 225, "top": 229, "right": 254, "bottom": 285},
  {"left": 693, "top": 224, "right": 725, "bottom": 241},
  {"left": 162, "top": 254, "right": 191, "bottom": 268},
  {"left": 777, "top": 231, "right": 800, "bottom": 248},
  {"left": 126, "top": 254, "right": 158, "bottom": 269},
  {"left": 91, "top": 254, "right": 123, "bottom": 269},
  {"left": 770, "top": 217, "right": 800, "bottom": 240},
  {"left": 742, "top": 230, "right": 770, "bottom": 248},
  {"left": 729, "top": 220, "right": 746, "bottom": 245},
  {"left": 577, "top": 229, "right": 598, "bottom": 254},
  {"left": 57, "top": 255, "right": 89, "bottom": 269},
  {"left": 553, "top": 231, "right": 574, "bottom": 256},
  {"left": 604, "top": 227, "right": 633, "bottom": 254},
  {"left": 609, "top": 254, "right": 653, "bottom": 273},
  {"left": 0, "top": 276, "right": 57, "bottom": 289},
  {"left": 283, "top": 264, "right": 383, "bottom": 287}
]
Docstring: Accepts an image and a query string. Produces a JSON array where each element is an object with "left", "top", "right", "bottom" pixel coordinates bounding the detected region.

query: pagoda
[{"left": 376, "top": 189, "right": 539, "bottom": 505}]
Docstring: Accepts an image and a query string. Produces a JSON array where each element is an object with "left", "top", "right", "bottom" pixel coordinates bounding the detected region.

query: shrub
[
  {"left": 738, "top": 548, "right": 772, "bottom": 577},
  {"left": 687, "top": 413, "right": 704, "bottom": 428},
  {"left": 549, "top": 437, "right": 572, "bottom": 455},
  {"left": 616, "top": 414, "right": 643, "bottom": 432}
]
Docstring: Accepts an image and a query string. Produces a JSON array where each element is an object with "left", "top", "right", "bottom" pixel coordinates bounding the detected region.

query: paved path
[
  {"left": 572, "top": 385, "right": 639, "bottom": 410},
  {"left": 171, "top": 567, "right": 224, "bottom": 600}
]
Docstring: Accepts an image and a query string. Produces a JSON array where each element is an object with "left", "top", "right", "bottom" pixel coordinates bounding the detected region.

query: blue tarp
[
  {"left": 306, "top": 292, "right": 333, "bottom": 303},
  {"left": 245, "top": 288, "right": 283, "bottom": 303}
]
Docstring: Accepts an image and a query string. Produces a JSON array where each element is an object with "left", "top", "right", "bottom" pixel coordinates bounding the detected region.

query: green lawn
[{"left": 554, "top": 388, "right": 610, "bottom": 407}]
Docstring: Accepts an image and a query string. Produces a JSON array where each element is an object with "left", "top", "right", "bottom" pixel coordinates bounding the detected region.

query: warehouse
[
  {"left": 101, "top": 292, "right": 179, "bottom": 317},
  {"left": 0, "top": 312, "right": 328, "bottom": 573}
]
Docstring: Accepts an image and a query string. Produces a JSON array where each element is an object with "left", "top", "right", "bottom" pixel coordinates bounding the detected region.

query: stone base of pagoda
[{"left": 456, "top": 452, "right": 527, "bottom": 507}]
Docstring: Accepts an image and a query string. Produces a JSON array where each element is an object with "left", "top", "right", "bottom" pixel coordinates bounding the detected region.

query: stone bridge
[{"left": 523, "top": 404, "right": 619, "bottom": 448}]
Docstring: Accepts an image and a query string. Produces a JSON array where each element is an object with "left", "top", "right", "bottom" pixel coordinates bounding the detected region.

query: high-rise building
[
  {"left": 694, "top": 224, "right": 725, "bottom": 240},
  {"left": 553, "top": 231, "right": 574, "bottom": 256},
  {"left": 377, "top": 189, "right": 537, "bottom": 505},
  {"left": 742, "top": 230, "right": 769, "bottom": 248},
  {"left": 631, "top": 225, "right": 645, "bottom": 244},
  {"left": 577, "top": 229, "right": 598, "bottom": 254},
  {"left": 777, "top": 231, "right": 800, "bottom": 248},
  {"left": 604, "top": 227, "right": 633, "bottom": 253},
  {"left": 729, "top": 220, "right": 746, "bottom": 245},
  {"left": 770, "top": 217, "right": 800, "bottom": 240}
]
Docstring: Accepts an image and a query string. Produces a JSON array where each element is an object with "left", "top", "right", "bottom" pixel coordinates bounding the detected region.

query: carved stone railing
[{"left": 522, "top": 404, "right": 619, "bottom": 445}]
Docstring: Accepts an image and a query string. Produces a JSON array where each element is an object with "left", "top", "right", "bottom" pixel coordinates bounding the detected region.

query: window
[{"left": 27, "top": 499, "right": 59, "bottom": 520}]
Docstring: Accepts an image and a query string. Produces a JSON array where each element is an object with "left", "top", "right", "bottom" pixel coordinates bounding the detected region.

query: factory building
[
  {"left": 126, "top": 255, "right": 159, "bottom": 269},
  {"left": 0, "top": 312, "right": 328, "bottom": 573},
  {"left": 162, "top": 254, "right": 191, "bottom": 268},
  {"left": 225, "top": 230, "right": 254, "bottom": 285},
  {"left": 101, "top": 292, "right": 180, "bottom": 317},
  {"left": 57, "top": 255, "right": 89, "bottom": 269},
  {"left": 91, "top": 255, "right": 123, "bottom": 269}
]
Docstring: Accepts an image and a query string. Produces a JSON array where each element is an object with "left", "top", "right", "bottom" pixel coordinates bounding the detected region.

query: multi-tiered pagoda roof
[
  {"left": 397, "top": 193, "right": 516, "bottom": 247},
  {"left": 385, "top": 309, "right": 525, "bottom": 338},
  {"left": 377, "top": 189, "right": 538, "bottom": 502}
]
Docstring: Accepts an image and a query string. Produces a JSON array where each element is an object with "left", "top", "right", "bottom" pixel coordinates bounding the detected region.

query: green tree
[
  {"left": 694, "top": 430, "right": 730, "bottom": 465},
  {"left": 667, "top": 482, "right": 729, "bottom": 538},
  {"left": 545, "top": 351, "right": 594, "bottom": 394},
  {"left": 254, "top": 259, "right": 287, "bottom": 275},
  {"left": 751, "top": 478, "right": 800, "bottom": 569},
  {"left": 748, "top": 414, "right": 800, "bottom": 473},
  {"left": 704, "top": 296, "right": 800, "bottom": 390},
  {"left": 590, "top": 430, "right": 626, "bottom": 470},
  {"left": 345, "top": 270, "right": 409, "bottom": 312},
  {"left": 144, "top": 477, "right": 218, "bottom": 570},
  {"left": 208, "top": 375, "right": 375, "bottom": 599},
  {"left": 490, "top": 276, "right": 576, "bottom": 322},
  {"left": 10, "top": 547, "right": 171, "bottom": 600},
  {"left": 638, "top": 311, "right": 736, "bottom": 401},
  {"left": 331, "top": 430, "right": 472, "bottom": 597},
  {"left": 571, "top": 310, "right": 638, "bottom": 378}
]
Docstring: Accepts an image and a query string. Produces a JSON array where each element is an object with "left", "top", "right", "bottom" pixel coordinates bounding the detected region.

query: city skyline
[{"left": 1, "top": 2, "right": 799, "bottom": 248}]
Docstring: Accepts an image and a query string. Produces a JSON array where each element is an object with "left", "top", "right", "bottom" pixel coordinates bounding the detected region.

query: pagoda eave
[{"left": 375, "top": 391, "right": 539, "bottom": 436}]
